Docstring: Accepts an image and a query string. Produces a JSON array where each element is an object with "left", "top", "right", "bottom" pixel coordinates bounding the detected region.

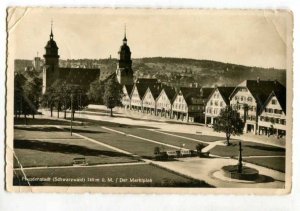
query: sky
[{"left": 8, "top": 8, "right": 292, "bottom": 69}]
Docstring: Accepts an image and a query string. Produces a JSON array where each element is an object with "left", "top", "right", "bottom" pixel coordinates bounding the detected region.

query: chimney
[{"left": 257, "top": 77, "right": 260, "bottom": 84}]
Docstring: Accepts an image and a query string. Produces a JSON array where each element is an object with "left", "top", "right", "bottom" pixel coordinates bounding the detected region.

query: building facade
[
  {"left": 205, "top": 87, "right": 235, "bottom": 126},
  {"left": 156, "top": 86, "right": 176, "bottom": 118},
  {"left": 130, "top": 84, "right": 148, "bottom": 111},
  {"left": 122, "top": 85, "right": 134, "bottom": 109},
  {"left": 142, "top": 84, "right": 162, "bottom": 115},
  {"left": 258, "top": 90, "right": 286, "bottom": 137},
  {"left": 229, "top": 79, "right": 285, "bottom": 134}
]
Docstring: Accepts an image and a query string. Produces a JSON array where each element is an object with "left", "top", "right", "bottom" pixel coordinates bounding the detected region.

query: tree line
[{"left": 14, "top": 71, "right": 123, "bottom": 124}]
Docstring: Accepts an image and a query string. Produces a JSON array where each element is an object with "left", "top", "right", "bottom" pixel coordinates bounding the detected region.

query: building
[
  {"left": 32, "top": 54, "right": 43, "bottom": 72},
  {"left": 142, "top": 83, "right": 162, "bottom": 115},
  {"left": 258, "top": 87, "right": 286, "bottom": 138},
  {"left": 198, "top": 88, "right": 214, "bottom": 122},
  {"left": 205, "top": 87, "right": 235, "bottom": 126},
  {"left": 172, "top": 87, "right": 205, "bottom": 122},
  {"left": 122, "top": 85, "right": 134, "bottom": 109},
  {"left": 130, "top": 83, "right": 148, "bottom": 112},
  {"left": 156, "top": 86, "right": 176, "bottom": 118},
  {"left": 229, "top": 79, "right": 285, "bottom": 134},
  {"left": 115, "top": 28, "right": 134, "bottom": 85},
  {"left": 42, "top": 25, "right": 100, "bottom": 94}
]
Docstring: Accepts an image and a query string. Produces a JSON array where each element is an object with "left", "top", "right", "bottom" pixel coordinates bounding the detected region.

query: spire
[
  {"left": 123, "top": 24, "right": 127, "bottom": 43},
  {"left": 50, "top": 19, "right": 53, "bottom": 39}
]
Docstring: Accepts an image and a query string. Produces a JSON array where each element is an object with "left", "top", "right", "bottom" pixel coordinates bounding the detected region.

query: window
[
  {"left": 247, "top": 97, "right": 252, "bottom": 102},
  {"left": 215, "top": 101, "right": 218, "bottom": 106},
  {"left": 272, "top": 99, "right": 277, "bottom": 105},
  {"left": 240, "top": 97, "right": 244, "bottom": 102},
  {"left": 235, "top": 96, "right": 239, "bottom": 101},
  {"left": 220, "top": 102, "right": 223, "bottom": 107},
  {"left": 214, "top": 108, "right": 218, "bottom": 115},
  {"left": 210, "top": 101, "right": 213, "bottom": 106}
]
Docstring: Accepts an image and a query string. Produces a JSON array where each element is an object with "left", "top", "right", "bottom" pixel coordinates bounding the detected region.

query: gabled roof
[
  {"left": 229, "top": 79, "right": 286, "bottom": 110},
  {"left": 179, "top": 87, "right": 202, "bottom": 105},
  {"left": 260, "top": 86, "right": 286, "bottom": 114},
  {"left": 57, "top": 67, "right": 100, "bottom": 90},
  {"left": 124, "top": 84, "right": 134, "bottom": 96},
  {"left": 208, "top": 87, "right": 235, "bottom": 105},
  {"left": 102, "top": 72, "right": 116, "bottom": 83},
  {"left": 200, "top": 88, "right": 214, "bottom": 99},
  {"left": 161, "top": 85, "right": 176, "bottom": 102},
  {"left": 147, "top": 84, "right": 163, "bottom": 100},
  {"left": 131, "top": 83, "right": 149, "bottom": 99},
  {"left": 135, "top": 78, "right": 159, "bottom": 84}
]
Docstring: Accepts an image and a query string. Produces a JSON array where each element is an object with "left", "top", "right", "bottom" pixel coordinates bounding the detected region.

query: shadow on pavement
[
  {"left": 14, "top": 139, "right": 132, "bottom": 158},
  {"left": 246, "top": 145, "right": 285, "bottom": 152},
  {"left": 15, "top": 126, "right": 106, "bottom": 134}
]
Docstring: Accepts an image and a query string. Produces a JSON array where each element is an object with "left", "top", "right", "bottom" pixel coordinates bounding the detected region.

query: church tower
[
  {"left": 42, "top": 21, "right": 60, "bottom": 94},
  {"left": 116, "top": 26, "right": 134, "bottom": 85}
]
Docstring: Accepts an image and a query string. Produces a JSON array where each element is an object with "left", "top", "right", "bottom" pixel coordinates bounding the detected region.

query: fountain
[{"left": 221, "top": 141, "right": 259, "bottom": 181}]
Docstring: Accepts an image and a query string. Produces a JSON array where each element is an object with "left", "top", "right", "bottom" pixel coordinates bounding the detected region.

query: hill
[
  {"left": 14, "top": 57, "right": 286, "bottom": 87},
  {"left": 131, "top": 57, "right": 286, "bottom": 87}
]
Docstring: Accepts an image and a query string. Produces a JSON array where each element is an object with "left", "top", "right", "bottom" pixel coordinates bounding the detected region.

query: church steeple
[
  {"left": 44, "top": 20, "right": 59, "bottom": 66},
  {"left": 50, "top": 19, "right": 54, "bottom": 40},
  {"left": 116, "top": 25, "right": 133, "bottom": 85},
  {"left": 118, "top": 25, "right": 131, "bottom": 69},
  {"left": 42, "top": 21, "right": 60, "bottom": 94},
  {"left": 123, "top": 24, "right": 127, "bottom": 44}
]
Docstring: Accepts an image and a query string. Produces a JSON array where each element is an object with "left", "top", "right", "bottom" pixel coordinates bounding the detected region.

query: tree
[
  {"left": 87, "top": 79, "right": 104, "bottom": 104},
  {"left": 196, "top": 143, "right": 205, "bottom": 155},
  {"left": 103, "top": 78, "right": 123, "bottom": 117},
  {"left": 154, "top": 146, "right": 161, "bottom": 155},
  {"left": 23, "top": 71, "right": 42, "bottom": 119},
  {"left": 41, "top": 86, "right": 55, "bottom": 117},
  {"left": 14, "top": 73, "right": 27, "bottom": 119},
  {"left": 213, "top": 106, "right": 244, "bottom": 146}
]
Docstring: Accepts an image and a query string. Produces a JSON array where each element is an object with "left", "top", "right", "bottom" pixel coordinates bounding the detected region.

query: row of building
[
  {"left": 40, "top": 23, "right": 286, "bottom": 138},
  {"left": 121, "top": 78, "right": 286, "bottom": 137}
]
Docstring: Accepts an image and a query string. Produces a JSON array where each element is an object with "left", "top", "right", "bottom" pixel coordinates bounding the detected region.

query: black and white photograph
[{"left": 5, "top": 8, "right": 293, "bottom": 194}]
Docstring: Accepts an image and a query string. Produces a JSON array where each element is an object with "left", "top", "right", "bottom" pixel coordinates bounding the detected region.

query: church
[
  {"left": 42, "top": 25, "right": 101, "bottom": 94},
  {"left": 103, "top": 27, "right": 135, "bottom": 85}
]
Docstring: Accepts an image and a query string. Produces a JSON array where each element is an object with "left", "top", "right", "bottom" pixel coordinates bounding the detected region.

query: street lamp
[{"left": 70, "top": 92, "right": 73, "bottom": 136}]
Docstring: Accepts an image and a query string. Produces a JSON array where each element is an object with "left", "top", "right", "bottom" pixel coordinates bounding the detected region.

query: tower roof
[
  {"left": 123, "top": 24, "right": 127, "bottom": 41},
  {"left": 45, "top": 21, "right": 58, "bottom": 49}
]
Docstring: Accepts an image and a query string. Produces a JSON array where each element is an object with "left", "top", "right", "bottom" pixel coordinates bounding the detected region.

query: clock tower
[
  {"left": 116, "top": 27, "right": 134, "bottom": 85},
  {"left": 42, "top": 22, "right": 60, "bottom": 94}
]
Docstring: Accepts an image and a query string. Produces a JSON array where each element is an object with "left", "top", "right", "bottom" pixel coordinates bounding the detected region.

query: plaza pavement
[
  {"left": 25, "top": 113, "right": 285, "bottom": 188},
  {"left": 41, "top": 106, "right": 286, "bottom": 148}
]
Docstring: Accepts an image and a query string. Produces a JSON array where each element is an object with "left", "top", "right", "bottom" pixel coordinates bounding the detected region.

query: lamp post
[
  {"left": 238, "top": 141, "right": 243, "bottom": 173},
  {"left": 70, "top": 92, "right": 73, "bottom": 136}
]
